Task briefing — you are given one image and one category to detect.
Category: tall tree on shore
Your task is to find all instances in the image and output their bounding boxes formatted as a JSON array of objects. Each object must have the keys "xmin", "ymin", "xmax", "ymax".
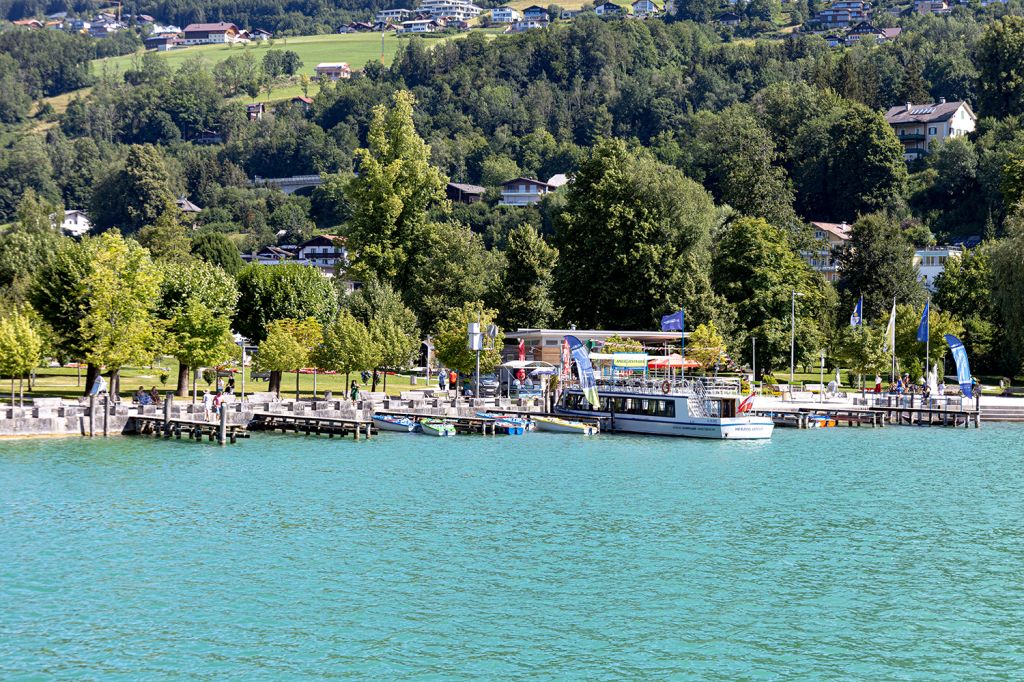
[
  {"xmin": 712, "ymin": 216, "xmax": 832, "ymax": 375},
  {"xmin": 495, "ymin": 223, "xmax": 559, "ymax": 330},
  {"xmin": 253, "ymin": 317, "xmax": 323, "ymax": 398},
  {"xmin": 158, "ymin": 258, "xmax": 239, "ymax": 395},
  {"xmin": 313, "ymin": 309, "xmax": 380, "ymax": 391},
  {"xmin": 554, "ymin": 138, "xmax": 718, "ymax": 329},
  {"xmin": 836, "ymin": 213, "xmax": 924, "ymax": 320},
  {"xmin": 78, "ymin": 232, "xmax": 164, "ymax": 395},
  {"xmin": 29, "ymin": 238, "xmax": 94, "ymax": 391},
  {"xmin": 343, "ymin": 90, "xmax": 448, "ymax": 288},
  {"xmin": 234, "ymin": 264, "xmax": 336, "ymax": 394},
  {"xmin": 0, "ymin": 309, "xmax": 43, "ymax": 406}
]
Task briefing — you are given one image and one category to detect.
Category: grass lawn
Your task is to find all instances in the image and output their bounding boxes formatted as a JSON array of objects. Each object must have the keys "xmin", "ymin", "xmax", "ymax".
[{"xmin": 20, "ymin": 360, "xmax": 427, "ymax": 402}]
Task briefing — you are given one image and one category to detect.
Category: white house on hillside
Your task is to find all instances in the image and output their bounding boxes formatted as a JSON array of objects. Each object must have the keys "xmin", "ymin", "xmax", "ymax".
[
  {"xmin": 883, "ymin": 99, "xmax": 977, "ymax": 160},
  {"xmin": 297, "ymin": 235, "xmax": 348, "ymax": 278},
  {"xmin": 491, "ymin": 6, "xmax": 523, "ymax": 21},
  {"xmin": 804, "ymin": 221, "xmax": 851, "ymax": 282},
  {"xmin": 61, "ymin": 210, "xmax": 92, "ymax": 237},
  {"xmin": 914, "ymin": 245, "xmax": 961, "ymax": 290},
  {"xmin": 500, "ymin": 176, "xmax": 565, "ymax": 206}
]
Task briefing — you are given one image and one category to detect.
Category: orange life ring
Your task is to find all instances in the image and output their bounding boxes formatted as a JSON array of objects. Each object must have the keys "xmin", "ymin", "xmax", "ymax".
[{"xmin": 661, "ymin": 380, "xmax": 671, "ymax": 394}]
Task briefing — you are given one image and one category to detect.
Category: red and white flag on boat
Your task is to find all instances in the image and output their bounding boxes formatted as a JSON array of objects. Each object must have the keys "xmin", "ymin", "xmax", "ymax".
[
  {"xmin": 738, "ymin": 393, "xmax": 756, "ymax": 413},
  {"xmin": 518, "ymin": 338, "xmax": 525, "ymax": 361}
]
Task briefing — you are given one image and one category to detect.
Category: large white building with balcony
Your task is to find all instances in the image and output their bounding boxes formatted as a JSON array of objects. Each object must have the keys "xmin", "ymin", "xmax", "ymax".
[{"xmin": 884, "ymin": 99, "xmax": 977, "ymax": 161}]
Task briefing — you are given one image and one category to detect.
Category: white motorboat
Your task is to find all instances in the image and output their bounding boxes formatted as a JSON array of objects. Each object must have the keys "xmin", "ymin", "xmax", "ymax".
[{"xmin": 555, "ymin": 377, "xmax": 773, "ymax": 440}]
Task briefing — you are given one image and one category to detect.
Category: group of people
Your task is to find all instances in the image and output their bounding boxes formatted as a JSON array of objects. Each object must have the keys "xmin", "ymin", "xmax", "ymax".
[
  {"xmin": 201, "ymin": 389, "xmax": 227, "ymax": 420},
  {"xmin": 872, "ymin": 372, "xmax": 980, "ymax": 398},
  {"xmin": 133, "ymin": 386, "xmax": 162, "ymax": 406}
]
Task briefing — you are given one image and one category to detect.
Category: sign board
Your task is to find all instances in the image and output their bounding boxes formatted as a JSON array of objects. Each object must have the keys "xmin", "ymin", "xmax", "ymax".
[
  {"xmin": 612, "ymin": 353, "xmax": 648, "ymax": 370},
  {"xmin": 467, "ymin": 322, "xmax": 482, "ymax": 351}
]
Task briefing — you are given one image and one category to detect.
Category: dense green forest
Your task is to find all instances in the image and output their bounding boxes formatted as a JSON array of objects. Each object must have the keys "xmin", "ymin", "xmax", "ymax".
[{"xmin": 3, "ymin": 9, "xmax": 1024, "ymax": 384}]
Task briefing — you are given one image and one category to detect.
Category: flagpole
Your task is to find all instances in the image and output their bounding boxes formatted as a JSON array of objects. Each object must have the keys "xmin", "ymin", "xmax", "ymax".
[
  {"xmin": 891, "ymin": 296, "xmax": 896, "ymax": 385},
  {"xmin": 925, "ymin": 292, "xmax": 930, "ymax": 383}
]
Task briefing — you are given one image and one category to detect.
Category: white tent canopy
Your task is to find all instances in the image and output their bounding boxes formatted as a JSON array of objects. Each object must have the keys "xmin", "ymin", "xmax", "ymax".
[{"xmin": 500, "ymin": 360, "xmax": 556, "ymax": 370}]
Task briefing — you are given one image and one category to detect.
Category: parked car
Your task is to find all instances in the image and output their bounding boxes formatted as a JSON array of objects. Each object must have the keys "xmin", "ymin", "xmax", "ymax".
[{"xmin": 471, "ymin": 372, "xmax": 500, "ymax": 397}]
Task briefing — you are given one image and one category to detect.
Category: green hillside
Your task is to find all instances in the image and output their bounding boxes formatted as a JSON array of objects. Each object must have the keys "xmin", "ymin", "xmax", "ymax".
[{"xmin": 91, "ymin": 32, "xmax": 411, "ymax": 79}]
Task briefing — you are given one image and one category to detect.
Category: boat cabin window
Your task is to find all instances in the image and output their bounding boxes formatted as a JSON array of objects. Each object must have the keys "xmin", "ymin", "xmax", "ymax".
[{"xmin": 564, "ymin": 393, "xmax": 675, "ymax": 418}]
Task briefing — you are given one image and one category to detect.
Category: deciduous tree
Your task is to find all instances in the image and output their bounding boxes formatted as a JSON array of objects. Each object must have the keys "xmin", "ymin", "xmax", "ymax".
[
  {"xmin": 434, "ymin": 301, "xmax": 503, "ymax": 376},
  {"xmin": 554, "ymin": 138, "xmax": 717, "ymax": 329},
  {"xmin": 343, "ymin": 90, "xmax": 447, "ymax": 286}
]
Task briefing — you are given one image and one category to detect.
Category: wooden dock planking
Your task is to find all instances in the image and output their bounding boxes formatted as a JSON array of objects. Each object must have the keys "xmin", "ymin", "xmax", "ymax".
[
  {"xmin": 755, "ymin": 403, "xmax": 980, "ymax": 429},
  {"xmin": 249, "ymin": 412, "xmax": 375, "ymax": 439},
  {"xmin": 131, "ymin": 414, "xmax": 249, "ymax": 444}
]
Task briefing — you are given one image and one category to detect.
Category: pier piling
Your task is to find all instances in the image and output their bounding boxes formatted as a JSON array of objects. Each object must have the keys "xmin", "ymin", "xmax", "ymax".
[{"xmin": 218, "ymin": 408, "xmax": 227, "ymax": 446}]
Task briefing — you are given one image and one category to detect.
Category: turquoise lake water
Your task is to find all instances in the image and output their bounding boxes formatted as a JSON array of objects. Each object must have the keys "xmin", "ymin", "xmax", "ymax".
[{"xmin": 2, "ymin": 426, "xmax": 1023, "ymax": 680}]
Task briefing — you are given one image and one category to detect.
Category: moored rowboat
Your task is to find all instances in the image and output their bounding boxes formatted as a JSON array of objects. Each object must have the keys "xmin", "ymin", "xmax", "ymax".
[
  {"xmin": 419, "ymin": 418, "xmax": 456, "ymax": 437},
  {"xmin": 532, "ymin": 416, "xmax": 597, "ymax": 436},
  {"xmin": 372, "ymin": 414, "xmax": 416, "ymax": 433},
  {"xmin": 475, "ymin": 412, "xmax": 527, "ymax": 435}
]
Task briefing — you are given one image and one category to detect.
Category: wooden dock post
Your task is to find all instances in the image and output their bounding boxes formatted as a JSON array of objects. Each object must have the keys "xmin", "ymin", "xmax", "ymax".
[
  {"xmin": 163, "ymin": 393, "xmax": 172, "ymax": 434},
  {"xmin": 102, "ymin": 394, "xmax": 109, "ymax": 437},
  {"xmin": 89, "ymin": 395, "xmax": 95, "ymax": 437},
  {"xmin": 218, "ymin": 407, "xmax": 227, "ymax": 445}
]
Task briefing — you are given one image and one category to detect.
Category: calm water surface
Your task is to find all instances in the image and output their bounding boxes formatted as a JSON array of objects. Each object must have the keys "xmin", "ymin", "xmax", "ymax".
[{"xmin": 2, "ymin": 426, "xmax": 1023, "ymax": 680}]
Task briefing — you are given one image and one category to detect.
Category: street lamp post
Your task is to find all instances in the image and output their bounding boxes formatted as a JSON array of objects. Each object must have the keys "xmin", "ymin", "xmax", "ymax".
[{"xmin": 790, "ymin": 291, "xmax": 804, "ymax": 387}]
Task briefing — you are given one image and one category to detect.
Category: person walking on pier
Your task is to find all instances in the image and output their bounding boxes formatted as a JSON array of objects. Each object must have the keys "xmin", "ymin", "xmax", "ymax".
[
  {"xmin": 350, "ymin": 381, "xmax": 360, "ymax": 402},
  {"xmin": 202, "ymin": 389, "xmax": 213, "ymax": 421},
  {"xmin": 448, "ymin": 369, "xmax": 457, "ymax": 392},
  {"xmin": 438, "ymin": 369, "xmax": 446, "ymax": 391}
]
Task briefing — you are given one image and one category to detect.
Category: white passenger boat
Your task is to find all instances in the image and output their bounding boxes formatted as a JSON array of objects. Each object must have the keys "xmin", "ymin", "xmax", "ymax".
[
  {"xmin": 532, "ymin": 416, "xmax": 598, "ymax": 436},
  {"xmin": 372, "ymin": 414, "xmax": 416, "ymax": 433},
  {"xmin": 555, "ymin": 377, "xmax": 773, "ymax": 440},
  {"xmin": 419, "ymin": 418, "xmax": 456, "ymax": 437}
]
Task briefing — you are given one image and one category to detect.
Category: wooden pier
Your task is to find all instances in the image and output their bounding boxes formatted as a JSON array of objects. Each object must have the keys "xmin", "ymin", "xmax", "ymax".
[
  {"xmin": 756, "ymin": 402, "xmax": 981, "ymax": 429},
  {"xmin": 250, "ymin": 412, "xmax": 375, "ymax": 439},
  {"xmin": 131, "ymin": 414, "xmax": 249, "ymax": 444}
]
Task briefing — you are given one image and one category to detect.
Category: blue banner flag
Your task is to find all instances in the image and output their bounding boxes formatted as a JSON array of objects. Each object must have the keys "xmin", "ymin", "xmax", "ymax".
[
  {"xmin": 565, "ymin": 335, "xmax": 600, "ymax": 407},
  {"xmin": 661, "ymin": 310, "xmax": 684, "ymax": 332},
  {"xmin": 945, "ymin": 334, "xmax": 973, "ymax": 397},
  {"xmin": 917, "ymin": 300, "xmax": 930, "ymax": 343},
  {"xmin": 849, "ymin": 296, "xmax": 863, "ymax": 327}
]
